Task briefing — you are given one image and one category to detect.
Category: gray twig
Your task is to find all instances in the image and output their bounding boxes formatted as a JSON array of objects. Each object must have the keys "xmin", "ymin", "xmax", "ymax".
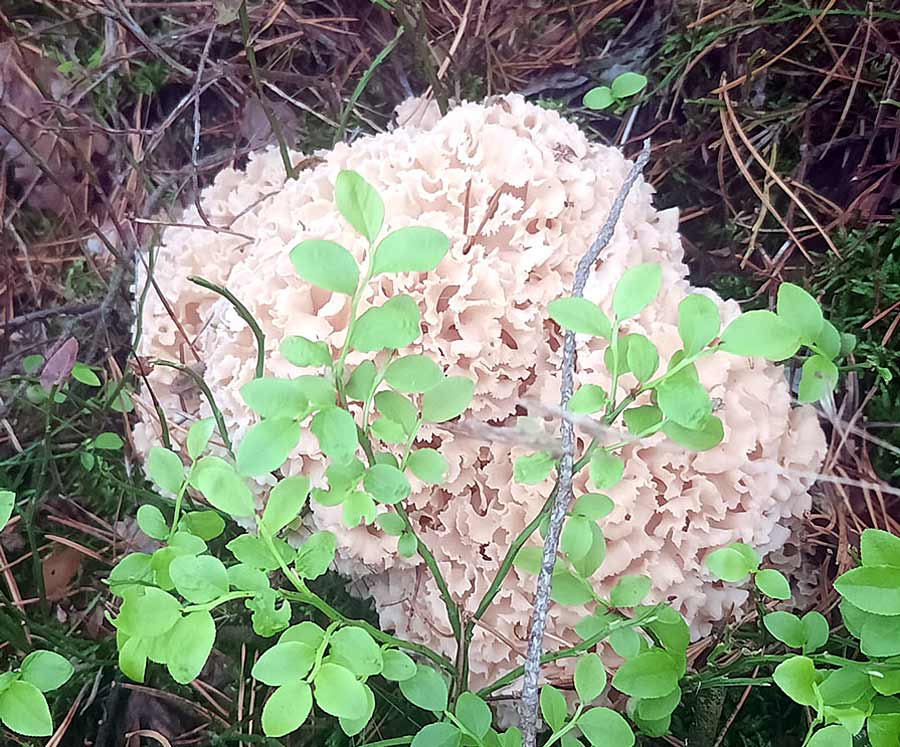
[{"xmin": 519, "ymin": 140, "xmax": 652, "ymax": 746}]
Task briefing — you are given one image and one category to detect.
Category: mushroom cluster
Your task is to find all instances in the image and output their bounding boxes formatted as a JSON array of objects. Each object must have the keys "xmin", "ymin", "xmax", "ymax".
[{"xmin": 133, "ymin": 94, "xmax": 826, "ymax": 690}]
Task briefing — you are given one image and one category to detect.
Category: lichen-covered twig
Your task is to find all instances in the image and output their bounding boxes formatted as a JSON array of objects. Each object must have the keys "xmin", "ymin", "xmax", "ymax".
[{"xmin": 519, "ymin": 139, "xmax": 652, "ymax": 747}]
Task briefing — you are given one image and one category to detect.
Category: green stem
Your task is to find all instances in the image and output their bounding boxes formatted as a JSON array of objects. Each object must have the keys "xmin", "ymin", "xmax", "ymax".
[
  {"xmin": 189, "ymin": 276, "xmax": 266, "ymax": 379},
  {"xmin": 169, "ymin": 477, "xmax": 191, "ymax": 535},
  {"xmin": 393, "ymin": 503, "xmax": 462, "ymax": 641},
  {"xmin": 183, "ymin": 591, "xmax": 254, "ymax": 613}
]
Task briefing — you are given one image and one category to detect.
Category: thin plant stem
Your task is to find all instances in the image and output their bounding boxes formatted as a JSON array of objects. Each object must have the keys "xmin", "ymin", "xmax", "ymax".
[{"xmin": 519, "ymin": 140, "xmax": 652, "ymax": 747}]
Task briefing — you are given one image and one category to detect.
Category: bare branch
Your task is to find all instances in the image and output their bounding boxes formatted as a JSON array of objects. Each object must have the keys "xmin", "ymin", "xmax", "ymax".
[{"xmin": 519, "ymin": 140, "xmax": 652, "ymax": 747}]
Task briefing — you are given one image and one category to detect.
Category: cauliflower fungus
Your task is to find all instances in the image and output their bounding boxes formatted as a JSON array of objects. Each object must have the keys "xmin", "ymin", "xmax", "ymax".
[{"xmin": 134, "ymin": 94, "xmax": 826, "ymax": 690}]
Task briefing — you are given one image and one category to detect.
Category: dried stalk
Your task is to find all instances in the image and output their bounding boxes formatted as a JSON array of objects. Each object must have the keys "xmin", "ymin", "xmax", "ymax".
[{"xmin": 519, "ymin": 140, "xmax": 652, "ymax": 747}]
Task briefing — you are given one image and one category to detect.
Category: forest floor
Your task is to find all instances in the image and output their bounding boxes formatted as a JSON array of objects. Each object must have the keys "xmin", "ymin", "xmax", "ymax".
[{"xmin": 1, "ymin": 1, "xmax": 899, "ymax": 745}]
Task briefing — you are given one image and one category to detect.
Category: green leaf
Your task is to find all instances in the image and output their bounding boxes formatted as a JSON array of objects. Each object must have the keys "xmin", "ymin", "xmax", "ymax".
[
  {"xmin": 115, "ymin": 587, "xmax": 182, "ymax": 637},
  {"xmin": 292, "ymin": 375, "xmax": 337, "ymax": 408},
  {"xmin": 705, "ymin": 544, "xmax": 759, "ymax": 582},
  {"xmin": 295, "ymin": 531, "xmax": 336, "ymax": 579},
  {"xmin": 574, "ymin": 653, "xmax": 607, "ymax": 703},
  {"xmin": 93, "ymin": 432, "xmax": 123, "ymax": 450},
  {"xmin": 279, "ymin": 335, "xmax": 332, "ymax": 368},
  {"xmin": 108, "ymin": 552, "xmax": 154, "ymax": 597},
  {"xmin": 330, "ymin": 626, "xmax": 383, "ymax": 677},
  {"xmin": 279, "ymin": 621, "xmax": 325, "ymax": 649},
  {"xmin": 187, "ymin": 418, "xmax": 215, "ymax": 460},
  {"xmin": 0, "ymin": 680, "xmax": 52, "ymax": 736},
  {"xmin": 514, "ymin": 451, "xmax": 556, "ymax": 485},
  {"xmin": 548, "ymin": 297, "xmax": 612, "ymax": 338},
  {"xmin": 539, "ymin": 684, "xmax": 568, "ymax": 731},
  {"xmin": 19, "ymin": 651, "xmax": 73, "ymax": 692},
  {"xmin": 385, "ymin": 355, "xmax": 442, "ymax": 393},
  {"xmin": 568, "ymin": 385, "xmax": 607, "ymax": 414},
  {"xmin": 399, "ymin": 664, "xmax": 449, "ymax": 712},
  {"xmin": 166, "ymin": 610, "xmax": 216, "ymax": 684},
  {"xmin": 335, "ymin": 169, "xmax": 384, "ymax": 243},
  {"xmin": 572, "ymin": 493, "xmax": 614, "ymax": 520},
  {"xmin": 816, "ymin": 320, "xmax": 842, "ymax": 360},
  {"xmin": 609, "ymin": 628, "xmax": 643, "ymax": 659},
  {"xmin": 422, "ymin": 376, "xmax": 474, "ymax": 423},
  {"xmin": 578, "ymin": 706, "xmax": 635, "ymax": 747},
  {"xmin": 801, "ymin": 611, "xmax": 830, "ymax": 653},
  {"xmin": 262, "ymin": 681, "xmax": 312, "ymax": 738},
  {"xmin": 798, "ymin": 354, "xmax": 839, "ymax": 403},
  {"xmin": 455, "ymin": 691, "xmax": 492, "ymax": 738},
  {"xmin": 375, "ymin": 390, "xmax": 418, "ymax": 432},
  {"xmin": 869, "ymin": 713, "xmax": 900, "ymax": 747},
  {"xmin": 170, "ymin": 554, "xmax": 229, "ymax": 603},
  {"xmin": 613, "ymin": 263, "xmax": 662, "ymax": 320},
  {"xmin": 611, "ymin": 650, "xmax": 679, "ymax": 698},
  {"xmin": 513, "ymin": 546, "xmax": 543, "ymax": 575},
  {"xmin": 562, "ymin": 515, "xmax": 593, "ymax": 560},
  {"xmin": 236, "ymin": 418, "xmax": 300, "ymax": 476},
  {"xmin": 398, "ymin": 532, "xmax": 418, "ymax": 557},
  {"xmin": 611, "ymin": 71, "xmax": 648, "ymax": 98},
  {"xmin": 376, "ymin": 511, "xmax": 406, "ymax": 536},
  {"xmin": 407, "ymin": 449, "xmax": 448, "ymax": 484},
  {"xmin": 861, "ymin": 614, "xmax": 900, "ymax": 658},
  {"xmin": 118, "ymin": 635, "xmax": 149, "ymax": 682},
  {"xmin": 343, "ymin": 490, "xmax": 377, "ymax": 527},
  {"xmin": 776, "ymin": 282, "xmax": 824, "ymax": 341},
  {"xmin": 314, "ymin": 662, "xmax": 369, "ymax": 719},
  {"xmin": 372, "ymin": 416, "xmax": 405, "ymax": 443},
  {"xmin": 311, "ymin": 407, "xmax": 359, "ymax": 465},
  {"xmin": 253, "ymin": 641, "xmax": 316, "ymax": 685},
  {"xmin": 0, "ymin": 491, "xmax": 14, "ymax": 532},
  {"xmin": 662, "ymin": 415, "xmax": 724, "ymax": 451},
  {"xmin": 583, "ymin": 85, "xmax": 615, "ymax": 110},
  {"xmin": 382, "ymin": 649, "xmax": 417, "ymax": 681},
  {"xmin": 589, "ymin": 451, "xmax": 624, "ymax": 490},
  {"xmin": 240, "ymin": 377, "xmax": 310, "ymax": 419},
  {"xmin": 290, "ymin": 239, "xmax": 359, "ymax": 295},
  {"xmin": 373, "ymin": 226, "xmax": 450, "ymax": 275},
  {"xmin": 246, "ymin": 590, "xmax": 291, "ymax": 637},
  {"xmin": 412, "ymin": 722, "xmax": 462, "ymax": 747},
  {"xmin": 640, "ymin": 605, "xmax": 690, "ymax": 657},
  {"xmin": 861, "ymin": 529, "xmax": 900, "ymax": 568},
  {"xmin": 764, "ymin": 611, "xmax": 806, "ymax": 648},
  {"xmin": 147, "ymin": 446, "xmax": 185, "ymax": 494},
  {"xmin": 227, "ymin": 534, "xmax": 292, "ymax": 571},
  {"xmin": 72, "ymin": 362, "xmax": 101, "ymax": 386},
  {"xmin": 720, "ymin": 310, "xmax": 801, "ymax": 361},
  {"xmin": 339, "ymin": 683, "xmax": 375, "ymax": 737},
  {"xmin": 623, "ymin": 405, "xmax": 663, "ymax": 436},
  {"xmin": 636, "ymin": 687, "xmax": 682, "ymax": 721},
  {"xmin": 351, "ymin": 295, "xmax": 421, "ymax": 352},
  {"xmin": 834, "ymin": 566, "xmax": 900, "ymax": 615},
  {"xmin": 625, "ymin": 335, "xmax": 659, "ymax": 381},
  {"xmin": 571, "ymin": 523, "xmax": 607, "ymax": 578},
  {"xmin": 137, "ymin": 504, "xmax": 168, "ymax": 540},
  {"xmin": 610, "ymin": 575, "xmax": 652, "ymax": 607},
  {"xmin": 656, "ymin": 376, "xmax": 711, "ymax": 429},
  {"xmin": 345, "ymin": 361, "xmax": 377, "ymax": 401},
  {"xmin": 807, "ymin": 725, "xmax": 852, "ymax": 747},
  {"xmin": 773, "ymin": 656, "xmax": 818, "ymax": 706},
  {"xmin": 227, "ymin": 563, "xmax": 270, "ymax": 592},
  {"xmin": 499, "ymin": 727, "xmax": 524, "ymax": 747},
  {"xmin": 678, "ymin": 294, "xmax": 720, "ymax": 355},
  {"xmin": 364, "ymin": 464, "xmax": 410, "ymax": 504},
  {"xmin": 755, "ymin": 568, "xmax": 791, "ymax": 600},
  {"xmin": 263, "ymin": 476, "xmax": 309, "ymax": 534},
  {"xmin": 818, "ymin": 667, "xmax": 873, "ymax": 707},
  {"xmin": 551, "ymin": 570, "xmax": 594, "ymax": 606}
]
